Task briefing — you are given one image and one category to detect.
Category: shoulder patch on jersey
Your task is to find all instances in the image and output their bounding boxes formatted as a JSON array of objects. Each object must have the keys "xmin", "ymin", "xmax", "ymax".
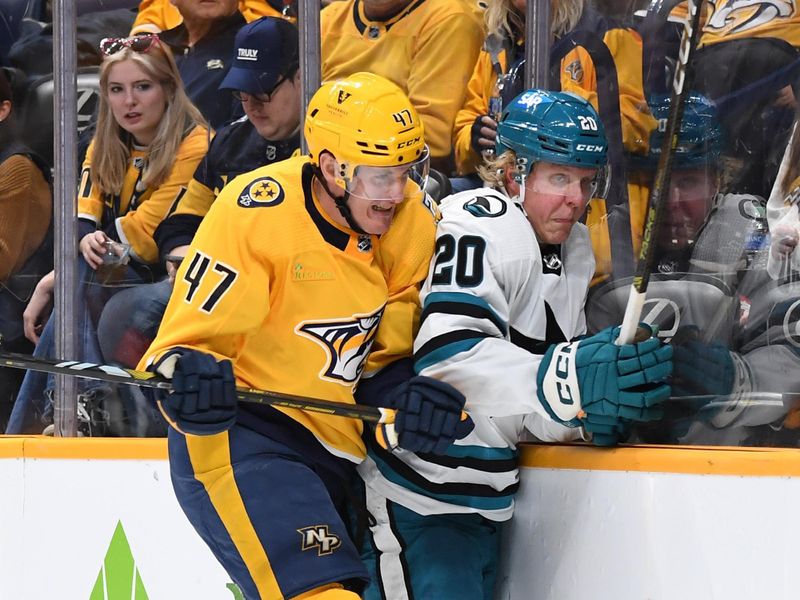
[
  {"xmin": 564, "ymin": 58, "xmax": 584, "ymax": 83},
  {"xmin": 238, "ymin": 176, "xmax": 285, "ymax": 208},
  {"xmin": 464, "ymin": 195, "xmax": 507, "ymax": 218}
]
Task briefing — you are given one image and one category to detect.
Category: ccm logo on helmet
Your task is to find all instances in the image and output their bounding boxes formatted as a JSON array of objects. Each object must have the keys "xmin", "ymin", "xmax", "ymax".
[
  {"xmin": 575, "ymin": 144, "xmax": 604, "ymax": 152},
  {"xmin": 397, "ymin": 137, "xmax": 421, "ymax": 149}
]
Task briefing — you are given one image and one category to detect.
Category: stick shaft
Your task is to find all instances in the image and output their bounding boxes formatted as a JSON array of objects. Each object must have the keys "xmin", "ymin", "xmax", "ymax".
[
  {"xmin": 0, "ymin": 350, "xmax": 383, "ymax": 423},
  {"xmin": 618, "ymin": 0, "xmax": 705, "ymax": 343}
]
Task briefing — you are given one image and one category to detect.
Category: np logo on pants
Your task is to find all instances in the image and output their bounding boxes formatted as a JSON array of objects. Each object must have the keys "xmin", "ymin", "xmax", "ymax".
[{"xmin": 298, "ymin": 525, "xmax": 342, "ymax": 556}]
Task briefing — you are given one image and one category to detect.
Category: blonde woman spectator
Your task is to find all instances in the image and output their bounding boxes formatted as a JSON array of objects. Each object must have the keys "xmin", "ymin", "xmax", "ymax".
[{"xmin": 6, "ymin": 35, "xmax": 209, "ymax": 435}]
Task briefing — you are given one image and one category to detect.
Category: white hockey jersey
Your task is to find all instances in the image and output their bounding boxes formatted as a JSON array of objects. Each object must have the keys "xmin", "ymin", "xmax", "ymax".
[{"xmin": 358, "ymin": 188, "xmax": 594, "ymax": 521}]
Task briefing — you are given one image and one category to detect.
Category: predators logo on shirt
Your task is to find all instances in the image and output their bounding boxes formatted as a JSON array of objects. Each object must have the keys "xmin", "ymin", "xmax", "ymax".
[
  {"xmin": 297, "ymin": 306, "xmax": 385, "ymax": 385},
  {"xmin": 564, "ymin": 59, "xmax": 584, "ymax": 83},
  {"xmin": 238, "ymin": 176, "xmax": 285, "ymax": 208}
]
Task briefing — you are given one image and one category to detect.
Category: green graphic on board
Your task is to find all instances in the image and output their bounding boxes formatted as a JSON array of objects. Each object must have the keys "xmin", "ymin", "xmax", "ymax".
[
  {"xmin": 89, "ymin": 521, "xmax": 149, "ymax": 600},
  {"xmin": 226, "ymin": 583, "xmax": 244, "ymax": 599}
]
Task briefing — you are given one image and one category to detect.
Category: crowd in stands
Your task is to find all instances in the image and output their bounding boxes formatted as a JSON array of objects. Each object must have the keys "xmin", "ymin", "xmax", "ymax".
[{"xmin": 1, "ymin": 0, "xmax": 800, "ymax": 449}]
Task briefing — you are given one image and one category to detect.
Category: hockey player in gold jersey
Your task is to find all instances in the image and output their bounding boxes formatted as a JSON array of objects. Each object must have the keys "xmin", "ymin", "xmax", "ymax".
[{"xmin": 139, "ymin": 73, "xmax": 471, "ymax": 600}]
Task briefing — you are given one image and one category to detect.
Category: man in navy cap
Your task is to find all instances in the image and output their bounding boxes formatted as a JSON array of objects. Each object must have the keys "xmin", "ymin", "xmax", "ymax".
[{"xmin": 92, "ymin": 17, "xmax": 303, "ymax": 434}]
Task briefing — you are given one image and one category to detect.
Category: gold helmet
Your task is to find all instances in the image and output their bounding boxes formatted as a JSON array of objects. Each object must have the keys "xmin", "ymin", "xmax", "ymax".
[{"xmin": 305, "ymin": 72, "xmax": 429, "ymax": 191}]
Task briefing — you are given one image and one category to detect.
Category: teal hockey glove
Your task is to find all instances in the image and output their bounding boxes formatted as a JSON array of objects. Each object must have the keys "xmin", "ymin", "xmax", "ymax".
[
  {"xmin": 537, "ymin": 325, "xmax": 672, "ymax": 429},
  {"xmin": 582, "ymin": 414, "xmax": 632, "ymax": 447}
]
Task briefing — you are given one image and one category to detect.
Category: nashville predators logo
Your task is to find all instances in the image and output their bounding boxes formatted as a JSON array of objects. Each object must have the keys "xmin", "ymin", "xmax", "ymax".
[
  {"xmin": 296, "ymin": 306, "xmax": 384, "ymax": 385},
  {"xmin": 238, "ymin": 176, "xmax": 285, "ymax": 208},
  {"xmin": 706, "ymin": 0, "xmax": 794, "ymax": 34},
  {"xmin": 564, "ymin": 59, "xmax": 584, "ymax": 83},
  {"xmin": 298, "ymin": 525, "xmax": 342, "ymax": 556}
]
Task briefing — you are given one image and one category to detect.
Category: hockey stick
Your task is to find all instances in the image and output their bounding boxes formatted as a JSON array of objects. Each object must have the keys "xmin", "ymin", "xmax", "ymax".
[
  {"xmin": 617, "ymin": 0, "xmax": 706, "ymax": 344},
  {"xmin": 0, "ymin": 350, "xmax": 386, "ymax": 423}
]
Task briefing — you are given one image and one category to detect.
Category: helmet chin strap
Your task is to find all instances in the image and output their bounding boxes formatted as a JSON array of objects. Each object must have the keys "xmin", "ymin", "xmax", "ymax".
[{"xmin": 313, "ymin": 165, "xmax": 369, "ymax": 235}]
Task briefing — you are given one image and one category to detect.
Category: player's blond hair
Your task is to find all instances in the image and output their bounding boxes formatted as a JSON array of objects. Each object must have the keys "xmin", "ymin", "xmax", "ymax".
[
  {"xmin": 485, "ymin": 0, "xmax": 585, "ymax": 43},
  {"xmin": 477, "ymin": 149, "xmax": 516, "ymax": 190},
  {"xmin": 91, "ymin": 41, "xmax": 206, "ymax": 196}
]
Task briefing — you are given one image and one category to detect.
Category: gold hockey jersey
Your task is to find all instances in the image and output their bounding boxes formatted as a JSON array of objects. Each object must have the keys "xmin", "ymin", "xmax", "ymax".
[
  {"xmin": 453, "ymin": 30, "xmax": 656, "ymax": 175},
  {"xmin": 77, "ymin": 125, "xmax": 209, "ymax": 264},
  {"xmin": 700, "ymin": 0, "xmax": 800, "ymax": 47},
  {"xmin": 141, "ymin": 155, "xmax": 437, "ymax": 462},
  {"xmin": 321, "ymin": 0, "xmax": 485, "ymax": 160}
]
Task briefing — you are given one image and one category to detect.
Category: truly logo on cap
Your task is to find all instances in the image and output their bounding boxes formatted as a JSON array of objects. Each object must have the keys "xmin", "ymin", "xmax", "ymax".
[{"xmin": 238, "ymin": 48, "xmax": 259, "ymax": 61}]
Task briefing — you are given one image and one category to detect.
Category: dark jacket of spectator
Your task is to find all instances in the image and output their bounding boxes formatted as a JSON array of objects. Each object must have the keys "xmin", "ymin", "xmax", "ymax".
[{"xmin": 160, "ymin": 11, "xmax": 245, "ymax": 129}]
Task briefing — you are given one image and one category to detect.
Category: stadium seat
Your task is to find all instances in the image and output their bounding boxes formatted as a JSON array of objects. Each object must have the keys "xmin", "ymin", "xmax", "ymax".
[{"xmin": 19, "ymin": 67, "xmax": 101, "ymax": 169}]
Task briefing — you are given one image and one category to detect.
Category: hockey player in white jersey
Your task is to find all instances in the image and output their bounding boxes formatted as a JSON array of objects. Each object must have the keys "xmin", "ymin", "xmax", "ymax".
[
  {"xmin": 588, "ymin": 93, "xmax": 800, "ymax": 446},
  {"xmin": 355, "ymin": 90, "xmax": 673, "ymax": 600}
]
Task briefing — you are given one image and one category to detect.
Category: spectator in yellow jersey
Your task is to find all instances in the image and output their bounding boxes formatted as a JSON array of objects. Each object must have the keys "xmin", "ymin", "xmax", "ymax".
[
  {"xmin": 6, "ymin": 35, "xmax": 209, "ymax": 435},
  {"xmin": 321, "ymin": 0, "xmax": 485, "ymax": 172},
  {"xmin": 138, "ymin": 73, "xmax": 471, "ymax": 600},
  {"xmin": 693, "ymin": 0, "xmax": 800, "ymax": 196},
  {"xmin": 130, "ymin": 0, "xmax": 284, "ymax": 35},
  {"xmin": 452, "ymin": 0, "xmax": 655, "ymax": 192}
]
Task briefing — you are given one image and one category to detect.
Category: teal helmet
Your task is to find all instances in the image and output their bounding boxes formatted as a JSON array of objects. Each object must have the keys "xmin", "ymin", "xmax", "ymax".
[
  {"xmin": 495, "ymin": 90, "xmax": 609, "ymax": 181},
  {"xmin": 646, "ymin": 92, "xmax": 722, "ymax": 169}
]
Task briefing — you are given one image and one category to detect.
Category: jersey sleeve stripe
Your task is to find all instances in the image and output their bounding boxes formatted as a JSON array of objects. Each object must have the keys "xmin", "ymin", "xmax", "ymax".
[
  {"xmin": 413, "ymin": 330, "xmax": 491, "ymax": 373},
  {"xmin": 414, "ymin": 449, "xmax": 518, "ymax": 473},
  {"xmin": 370, "ymin": 447, "xmax": 519, "ymax": 506},
  {"xmin": 509, "ymin": 328, "xmax": 554, "ymax": 355},
  {"xmin": 421, "ymin": 291, "xmax": 507, "ymax": 336}
]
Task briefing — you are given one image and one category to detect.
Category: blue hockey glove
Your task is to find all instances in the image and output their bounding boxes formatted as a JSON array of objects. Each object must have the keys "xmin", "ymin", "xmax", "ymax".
[
  {"xmin": 376, "ymin": 376, "xmax": 474, "ymax": 455},
  {"xmin": 669, "ymin": 328, "xmax": 752, "ymax": 432},
  {"xmin": 153, "ymin": 348, "xmax": 237, "ymax": 436},
  {"xmin": 537, "ymin": 325, "xmax": 672, "ymax": 430},
  {"xmin": 673, "ymin": 339, "xmax": 735, "ymax": 398}
]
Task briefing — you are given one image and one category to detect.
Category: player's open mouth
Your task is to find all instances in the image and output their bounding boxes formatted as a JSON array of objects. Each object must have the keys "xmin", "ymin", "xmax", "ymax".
[{"xmin": 371, "ymin": 204, "xmax": 393, "ymax": 213}]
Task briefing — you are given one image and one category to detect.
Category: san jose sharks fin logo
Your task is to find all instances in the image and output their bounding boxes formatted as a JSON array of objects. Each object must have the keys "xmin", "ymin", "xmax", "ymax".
[
  {"xmin": 296, "ymin": 306, "xmax": 385, "ymax": 385},
  {"xmin": 464, "ymin": 195, "xmax": 507, "ymax": 218}
]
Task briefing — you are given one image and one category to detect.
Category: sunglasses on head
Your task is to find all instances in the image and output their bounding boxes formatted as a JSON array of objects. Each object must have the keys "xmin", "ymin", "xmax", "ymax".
[{"xmin": 100, "ymin": 34, "xmax": 161, "ymax": 57}]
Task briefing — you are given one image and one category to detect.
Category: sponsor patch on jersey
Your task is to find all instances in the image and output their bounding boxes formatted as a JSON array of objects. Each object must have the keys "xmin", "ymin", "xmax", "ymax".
[
  {"xmin": 464, "ymin": 195, "xmax": 507, "ymax": 218},
  {"xmin": 206, "ymin": 59, "xmax": 224, "ymax": 70},
  {"xmin": 238, "ymin": 177, "xmax": 285, "ymax": 208},
  {"xmin": 292, "ymin": 262, "xmax": 335, "ymax": 282},
  {"xmin": 641, "ymin": 297, "xmax": 681, "ymax": 341},
  {"xmin": 296, "ymin": 306, "xmax": 384, "ymax": 385}
]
